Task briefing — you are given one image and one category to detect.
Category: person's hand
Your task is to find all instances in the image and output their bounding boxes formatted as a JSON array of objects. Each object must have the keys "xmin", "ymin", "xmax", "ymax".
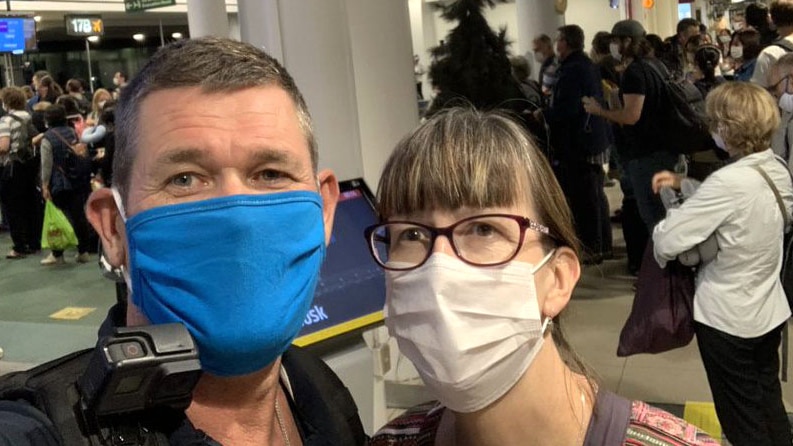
[
  {"xmin": 582, "ymin": 96, "xmax": 603, "ymax": 116},
  {"xmin": 652, "ymin": 170, "xmax": 682, "ymax": 194},
  {"xmin": 41, "ymin": 184, "xmax": 51, "ymax": 201}
]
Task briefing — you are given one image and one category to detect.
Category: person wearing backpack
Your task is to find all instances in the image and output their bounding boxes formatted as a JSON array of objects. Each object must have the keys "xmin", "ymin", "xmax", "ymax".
[
  {"xmin": 583, "ymin": 20, "xmax": 679, "ymax": 233},
  {"xmin": 0, "ymin": 87, "xmax": 40, "ymax": 259},
  {"xmin": 751, "ymin": 0, "xmax": 793, "ymax": 87},
  {"xmin": 39, "ymin": 104, "xmax": 94, "ymax": 265}
]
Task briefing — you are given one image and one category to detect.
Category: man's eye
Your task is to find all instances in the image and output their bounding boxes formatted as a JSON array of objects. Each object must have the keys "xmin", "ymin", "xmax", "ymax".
[
  {"xmin": 255, "ymin": 169, "xmax": 287, "ymax": 182},
  {"xmin": 169, "ymin": 174, "xmax": 194, "ymax": 187}
]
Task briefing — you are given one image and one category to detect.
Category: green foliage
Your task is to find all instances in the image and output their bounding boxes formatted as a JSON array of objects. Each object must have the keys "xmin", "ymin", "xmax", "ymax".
[{"xmin": 427, "ymin": 0, "xmax": 524, "ymax": 115}]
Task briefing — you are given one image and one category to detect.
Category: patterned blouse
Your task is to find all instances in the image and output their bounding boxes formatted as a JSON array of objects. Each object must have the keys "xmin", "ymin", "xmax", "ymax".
[{"xmin": 370, "ymin": 390, "xmax": 720, "ymax": 446}]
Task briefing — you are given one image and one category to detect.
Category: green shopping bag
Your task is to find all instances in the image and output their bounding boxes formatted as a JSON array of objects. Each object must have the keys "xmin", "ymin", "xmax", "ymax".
[{"xmin": 41, "ymin": 200, "xmax": 78, "ymax": 251}]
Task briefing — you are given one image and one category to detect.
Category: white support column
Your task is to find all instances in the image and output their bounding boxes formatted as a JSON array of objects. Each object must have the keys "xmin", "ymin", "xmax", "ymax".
[
  {"xmin": 516, "ymin": 0, "xmax": 564, "ymax": 79},
  {"xmin": 186, "ymin": 0, "xmax": 229, "ymax": 39},
  {"xmin": 238, "ymin": 0, "xmax": 282, "ymax": 60},
  {"xmin": 236, "ymin": 4, "xmax": 418, "ymax": 432}
]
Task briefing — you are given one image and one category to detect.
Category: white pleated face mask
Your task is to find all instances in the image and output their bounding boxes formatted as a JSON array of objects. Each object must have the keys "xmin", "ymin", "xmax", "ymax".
[{"xmin": 384, "ymin": 251, "xmax": 554, "ymax": 413}]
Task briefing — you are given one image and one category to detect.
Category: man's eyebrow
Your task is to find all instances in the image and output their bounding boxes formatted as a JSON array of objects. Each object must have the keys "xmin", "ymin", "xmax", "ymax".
[
  {"xmin": 155, "ymin": 148, "xmax": 208, "ymax": 165},
  {"xmin": 251, "ymin": 148, "xmax": 291, "ymax": 165},
  {"xmin": 154, "ymin": 147, "xmax": 302, "ymax": 167}
]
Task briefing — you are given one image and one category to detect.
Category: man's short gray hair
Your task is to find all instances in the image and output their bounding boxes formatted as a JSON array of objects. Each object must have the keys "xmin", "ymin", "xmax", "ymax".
[{"xmin": 113, "ymin": 37, "xmax": 317, "ymax": 201}]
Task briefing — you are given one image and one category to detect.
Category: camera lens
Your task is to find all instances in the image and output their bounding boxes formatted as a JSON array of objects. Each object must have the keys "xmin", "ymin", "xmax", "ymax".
[{"xmin": 107, "ymin": 341, "xmax": 147, "ymax": 363}]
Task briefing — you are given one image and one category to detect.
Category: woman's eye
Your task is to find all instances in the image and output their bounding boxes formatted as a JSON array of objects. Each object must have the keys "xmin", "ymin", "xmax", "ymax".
[
  {"xmin": 471, "ymin": 223, "xmax": 496, "ymax": 237},
  {"xmin": 399, "ymin": 228, "xmax": 425, "ymax": 242}
]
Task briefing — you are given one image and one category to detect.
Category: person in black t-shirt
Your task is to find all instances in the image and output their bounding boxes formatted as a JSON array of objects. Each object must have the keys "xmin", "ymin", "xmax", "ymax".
[{"xmin": 583, "ymin": 19, "xmax": 678, "ymax": 233}]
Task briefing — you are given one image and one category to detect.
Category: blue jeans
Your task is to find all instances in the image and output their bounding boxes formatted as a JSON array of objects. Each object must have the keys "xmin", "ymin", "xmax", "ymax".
[{"xmin": 626, "ymin": 151, "xmax": 678, "ymax": 233}]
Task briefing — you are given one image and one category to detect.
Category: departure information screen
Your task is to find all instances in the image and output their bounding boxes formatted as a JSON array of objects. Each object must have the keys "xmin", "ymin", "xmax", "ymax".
[{"xmin": 294, "ymin": 178, "xmax": 385, "ymax": 346}]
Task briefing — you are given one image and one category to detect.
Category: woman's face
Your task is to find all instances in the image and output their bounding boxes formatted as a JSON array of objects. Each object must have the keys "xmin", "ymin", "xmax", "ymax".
[
  {"xmin": 388, "ymin": 202, "xmax": 554, "ymax": 301},
  {"xmin": 96, "ymin": 92, "xmax": 111, "ymax": 107}
]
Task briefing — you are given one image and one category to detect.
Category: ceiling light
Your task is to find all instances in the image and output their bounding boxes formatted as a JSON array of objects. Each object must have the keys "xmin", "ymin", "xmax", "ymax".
[
  {"xmin": 87, "ymin": 35, "xmax": 99, "ymax": 43},
  {"xmin": 171, "ymin": 32, "xmax": 183, "ymax": 39},
  {"xmin": 132, "ymin": 33, "xmax": 145, "ymax": 42}
]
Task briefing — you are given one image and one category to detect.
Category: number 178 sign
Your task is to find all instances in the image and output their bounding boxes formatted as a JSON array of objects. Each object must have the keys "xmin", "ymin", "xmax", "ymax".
[{"xmin": 65, "ymin": 15, "xmax": 104, "ymax": 37}]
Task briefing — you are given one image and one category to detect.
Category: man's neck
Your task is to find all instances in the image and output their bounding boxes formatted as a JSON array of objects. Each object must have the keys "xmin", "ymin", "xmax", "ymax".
[
  {"xmin": 441, "ymin": 340, "xmax": 594, "ymax": 446},
  {"xmin": 186, "ymin": 360, "xmax": 294, "ymax": 446},
  {"xmin": 779, "ymin": 26, "xmax": 793, "ymax": 39}
]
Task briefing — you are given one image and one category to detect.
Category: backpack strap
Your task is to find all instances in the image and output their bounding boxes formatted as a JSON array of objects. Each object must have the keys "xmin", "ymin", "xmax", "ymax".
[
  {"xmin": 774, "ymin": 38, "xmax": 793, "ymax": 53},
  {"xmin": 50, "ymin": 128, "xmax": 81, "ymax": 156},
  {"xmin": 280, "ymin": 346, "xmax": 368, "ymax": 445}
]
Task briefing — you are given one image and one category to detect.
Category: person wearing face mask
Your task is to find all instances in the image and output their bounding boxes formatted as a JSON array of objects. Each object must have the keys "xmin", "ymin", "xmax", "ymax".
[
  {"xmin": 86, "ymin": 87, "xmax": 111, "ymax": 126},
  {"xmin": 769, "ymin": 53, "xmax": 793, "ymax": 165},
  {"xmin": 660, "ymin": 18, "xmax": 701, "ymax": 80},
  {"xmin": 584, "ymin": 20, "xmax": 678, "ymax": 234},
  {"xmin": 652, "ymin": 82, "xmax": 793, "ymax": 446},
  {"xmin": 367, "ymin": 108, "xmax": 718, "ymax": 446},
  {"xmin": 532, "ymin": 34, "xmax": 558, "ymax": 100},
  {"xmin": 731, "ymin": 28, "xmax": 762, "ymax": 82},
  {"xmin": 751, "ymin": 0, "xmax": 793, "ymax": 87},
  {"xmin": 111, "ymin": 71, "xmax": 128, "ymax": 100},
  {"xmin": 0, "ymin": 37, "xmax": 368, "ymax": 446}
]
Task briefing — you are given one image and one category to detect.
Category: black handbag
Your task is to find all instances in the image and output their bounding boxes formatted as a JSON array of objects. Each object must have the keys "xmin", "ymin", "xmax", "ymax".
[{"xmin": 617, "ymin": 241, "xmax": 696, "ymax": 357}]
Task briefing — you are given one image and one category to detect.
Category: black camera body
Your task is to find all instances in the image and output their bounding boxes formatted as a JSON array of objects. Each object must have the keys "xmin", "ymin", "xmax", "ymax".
[{"xmin": 77, "ymin": 323, "xmax": 202, "ymax": 419}]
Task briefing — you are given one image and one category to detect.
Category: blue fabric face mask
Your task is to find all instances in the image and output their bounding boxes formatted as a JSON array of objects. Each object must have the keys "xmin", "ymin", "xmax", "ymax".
[{"xmin": 112, "ymin": 189, "xmax": 326, "ymax": 376}]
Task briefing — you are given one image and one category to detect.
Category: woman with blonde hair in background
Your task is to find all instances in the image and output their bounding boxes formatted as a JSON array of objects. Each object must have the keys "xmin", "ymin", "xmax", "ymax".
[
  {"xmin": 86, "ymin": 88, "xmax": 111, "ymax": 126},
  {"xmin": 367, "ymin": 108, "xmax": 717, "ymax": 445},
  {"xmin": 653, "ymin": 82, "xmax": 793, "ymax": 446}
]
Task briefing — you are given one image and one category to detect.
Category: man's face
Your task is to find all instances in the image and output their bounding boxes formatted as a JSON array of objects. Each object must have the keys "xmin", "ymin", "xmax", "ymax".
[
  {"xmin": 680, "ymin": 25, "xmax": 699, "ymax": 46},
  {"xmin": 533, "ymin": 41, "xmax": 551, "ymax": 57},
  {"xmin": 555, "ymin": 33, "xmax": 569, "ymax": 60},
  {"xmin": 86, "ymin": 84, "xmax": 340, "ymax": 327},
  {"xmin": 126, "ymin": 85, "xmax": 323, "ymax": 218}
]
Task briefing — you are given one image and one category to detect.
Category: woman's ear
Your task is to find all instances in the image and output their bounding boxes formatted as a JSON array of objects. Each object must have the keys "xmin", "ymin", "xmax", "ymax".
[{"xmin": 541, "ymin": 247, "xmax": 580, "ymax": 318}]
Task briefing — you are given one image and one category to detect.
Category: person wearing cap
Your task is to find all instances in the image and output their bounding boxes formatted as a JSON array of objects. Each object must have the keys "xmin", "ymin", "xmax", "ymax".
[{"xmin": 583, "ymin": 19, "xmax": 678, "ymax": 233}]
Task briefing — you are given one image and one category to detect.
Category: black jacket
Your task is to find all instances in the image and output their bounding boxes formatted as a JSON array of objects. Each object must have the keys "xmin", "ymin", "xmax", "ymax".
[
  {"xmin": 0, "ymin": 306, "xmax": 368, "ymax": 446},
  {"xmin": 544, "ymin": 50, "xmax": 611, "ymax": 163}
]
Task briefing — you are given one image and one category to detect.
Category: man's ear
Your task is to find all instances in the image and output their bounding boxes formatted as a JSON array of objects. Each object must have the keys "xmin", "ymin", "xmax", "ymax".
[
  {"xmin": 541, "ymin": 247, "xmax": 581, "ymax": 319},
  {"xmin": 317, "ymin": 169, "xmax": 340, "ymax": 245},
  {"xmin": 85, "ymin": 187, "xmax": 126, "ymax": 267}
]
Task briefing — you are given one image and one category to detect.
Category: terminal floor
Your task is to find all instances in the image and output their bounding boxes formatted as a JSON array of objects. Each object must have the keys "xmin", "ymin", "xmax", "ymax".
[{"xmin": 2, "ymin": 187, "xmax": 793, "ymax": 434}]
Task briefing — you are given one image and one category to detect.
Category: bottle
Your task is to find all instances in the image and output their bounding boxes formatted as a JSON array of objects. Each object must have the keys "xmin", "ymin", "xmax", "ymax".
[{"xmin": 674, "ymin": 154, "xmax": 688, "ymax": 178}]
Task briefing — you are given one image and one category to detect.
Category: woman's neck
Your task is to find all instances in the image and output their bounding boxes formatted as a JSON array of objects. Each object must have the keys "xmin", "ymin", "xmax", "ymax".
[{"xmin": 441, "ymin": 340, "xmax": 595, "ymax": 446}]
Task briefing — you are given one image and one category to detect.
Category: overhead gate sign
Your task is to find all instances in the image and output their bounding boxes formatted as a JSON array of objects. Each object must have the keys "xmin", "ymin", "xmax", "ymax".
[{"xmin": 125, "ymin": 0, "xmax": 176, "ymax": 13}]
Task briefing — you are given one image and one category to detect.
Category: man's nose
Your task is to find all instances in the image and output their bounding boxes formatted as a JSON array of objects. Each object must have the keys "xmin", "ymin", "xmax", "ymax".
[{"xmin": 218, "ymin": 172, "xmax": 251, "ymax": 196}]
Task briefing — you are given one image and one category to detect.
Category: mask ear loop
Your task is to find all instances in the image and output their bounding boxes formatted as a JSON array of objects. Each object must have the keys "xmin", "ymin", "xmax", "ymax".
[
  {"xmin": 110, "ymin": 187, "xmax": 131, "ymax": 293},
  {"xmin": 110, "ymin": 187, "xmax": 128, "ymax": 222},
  {"xmin": 532, "ymin": 249, "xmax": 557, "ymax": 332},
  {"xmin": 530, "ymin": 249, "xmax": 556, "ymax": 274}
]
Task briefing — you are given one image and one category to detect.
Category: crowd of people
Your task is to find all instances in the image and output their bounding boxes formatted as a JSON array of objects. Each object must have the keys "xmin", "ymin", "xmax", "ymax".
[
  {"xmin": 1, "ymin": 2, "xmax": 793, "ymax": 445},
  {"xmin": 0, "ymin": 70, "xmax": 122, "ymax": 266}
]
